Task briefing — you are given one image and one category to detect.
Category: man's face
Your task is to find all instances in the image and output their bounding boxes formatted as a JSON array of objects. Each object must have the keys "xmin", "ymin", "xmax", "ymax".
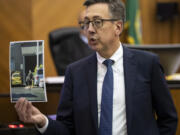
[{"xmin": 84, "ymin": 3, "xmax": 122, "ymax": 54}]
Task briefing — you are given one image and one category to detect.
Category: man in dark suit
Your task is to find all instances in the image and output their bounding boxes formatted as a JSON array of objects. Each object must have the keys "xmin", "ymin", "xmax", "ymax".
[{"xmin": 15, "ymin": 0, "xmax": 178, "ymax": 135}]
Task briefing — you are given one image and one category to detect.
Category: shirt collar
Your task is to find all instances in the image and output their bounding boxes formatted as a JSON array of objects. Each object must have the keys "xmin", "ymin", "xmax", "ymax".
[{"xmin": 96, "ymin": 42, "xmax": 123, "ymax": 64}]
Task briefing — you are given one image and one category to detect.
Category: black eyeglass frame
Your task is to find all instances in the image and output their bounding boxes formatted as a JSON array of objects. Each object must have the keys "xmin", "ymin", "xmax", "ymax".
[{"xmin": 79, "ymin": 18, "xmax": 119, "ymax": 30}]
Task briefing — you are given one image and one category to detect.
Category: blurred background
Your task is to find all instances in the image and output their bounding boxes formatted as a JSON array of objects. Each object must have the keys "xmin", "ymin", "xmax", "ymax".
[{"xmin": 0, "ymin": 0, "xmax": 180, "ymax": 134}]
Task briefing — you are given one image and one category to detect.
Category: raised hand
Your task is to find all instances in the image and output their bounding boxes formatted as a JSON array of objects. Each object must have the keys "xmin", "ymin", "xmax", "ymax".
[{"xmin": 15, "ymin": 97, "xmax": 46, "ymax": 127}]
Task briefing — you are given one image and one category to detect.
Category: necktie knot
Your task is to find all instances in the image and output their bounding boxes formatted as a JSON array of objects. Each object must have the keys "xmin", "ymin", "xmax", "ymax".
[{"xmin": 103, "ymin": 59, "xmax": 114, "ymax": 67}]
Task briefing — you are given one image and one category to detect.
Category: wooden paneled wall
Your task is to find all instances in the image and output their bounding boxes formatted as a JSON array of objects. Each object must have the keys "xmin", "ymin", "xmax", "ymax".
[
  {"xmin": 0, "ymin": 0, "xmax": 180, "ymax": 134},
  {"xmin": 0, "ymin": 0, "xmax": 84, "ymax": 93},
  {"xmin": 0, "ymin": 0, "xmax": 180, "ymax": 93},
  {"xmin": 0, "ymin": 0, "xmax": 32, "ymax": 94},
  {"xmin": 140, "ymin": 0, "xmax": 180, "ymax": 44},
  {"xmin": 0, "ymin": 0, "xmax": 180, "ymax": 94}
]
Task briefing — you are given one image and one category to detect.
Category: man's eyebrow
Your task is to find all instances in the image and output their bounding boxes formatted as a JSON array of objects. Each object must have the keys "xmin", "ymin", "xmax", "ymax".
[
  {"xmin": 92, "ymin": 16, "xmax": 102, "ymax": 19},
  {"xmin": 84, "ymin": 16, "xmax": 102, "ymax": 20}
]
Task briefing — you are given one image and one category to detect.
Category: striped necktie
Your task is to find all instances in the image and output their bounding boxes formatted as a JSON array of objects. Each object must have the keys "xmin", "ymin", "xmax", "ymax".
[{"xmin": 99, "ymin": 59, "xmax": 114, "ymax": 135}]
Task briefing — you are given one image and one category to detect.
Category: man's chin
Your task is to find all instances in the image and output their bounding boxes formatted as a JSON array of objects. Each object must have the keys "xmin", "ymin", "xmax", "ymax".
[{"xmin": 89, "ymin": 44, "xmax": 100, "ymax": 51}]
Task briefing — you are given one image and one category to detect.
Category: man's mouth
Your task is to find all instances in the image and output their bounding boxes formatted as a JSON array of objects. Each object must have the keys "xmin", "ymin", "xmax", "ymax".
[{"xmin": 89, "ymin": 37, "xmax": 97, "ymax": 45}]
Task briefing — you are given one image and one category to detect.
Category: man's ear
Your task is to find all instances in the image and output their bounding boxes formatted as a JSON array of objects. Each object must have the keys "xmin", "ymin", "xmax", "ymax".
[{"xmin": 115, "ymin": 21, "xmax": 123, "ymax": 36}]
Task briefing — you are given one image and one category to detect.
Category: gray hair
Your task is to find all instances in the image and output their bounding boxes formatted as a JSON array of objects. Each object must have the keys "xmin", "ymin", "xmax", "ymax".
[{"xmin": 84, "ymin": 0, "xmax": 126, "ymax": 24}]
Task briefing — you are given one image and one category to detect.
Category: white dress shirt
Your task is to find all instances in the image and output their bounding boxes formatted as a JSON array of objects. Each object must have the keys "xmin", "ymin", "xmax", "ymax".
[
  {"xmin": 96, "ymin": 43, "xmax": 127, "ymax": 135},
  {"xmin": 38, "ymin": 43, "xmax": 127, "ymax": 135}
]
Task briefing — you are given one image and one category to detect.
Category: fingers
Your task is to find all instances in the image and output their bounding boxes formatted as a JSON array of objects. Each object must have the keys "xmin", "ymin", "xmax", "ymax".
[
  {"xmin": 15, "ymin": 97, "xmax": 26, "ymax": 116},
  {"xmin": 21, "ymin": 99, "xmax": 28, "ymax": 120},
  {"xmin": 14, "ymin": 98, "xmax": 45, "ymax": 126},
  {"xmin": 14, "ymin": 98, "xmax": 43, "ymax": 125},
  {"xmin": 26, "ymin": 101, "xmax": 33, "ymax": 121},
  {"xmin": 14, "ymin": 98, "xmax": 32, "ymax": 123}
]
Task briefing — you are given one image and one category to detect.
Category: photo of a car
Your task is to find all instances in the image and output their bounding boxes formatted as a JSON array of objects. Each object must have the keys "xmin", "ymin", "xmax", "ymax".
[{"xmin": 11, "ymin": 71, "xmax": 22, "ymax": 86}]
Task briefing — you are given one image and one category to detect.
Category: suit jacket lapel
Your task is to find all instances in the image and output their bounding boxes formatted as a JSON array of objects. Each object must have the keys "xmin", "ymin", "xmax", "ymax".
[
  {"xmin": 85, "ymin": 53, "xmax": 98, "ymax": 134},
  {"xmin": 123, "ymin": 46, "xmax": 137, "ymax": 133}
]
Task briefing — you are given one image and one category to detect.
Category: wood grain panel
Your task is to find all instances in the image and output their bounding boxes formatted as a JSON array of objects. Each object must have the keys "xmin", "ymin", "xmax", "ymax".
[
  {"xmin": 155, "ymin": 0, "xmax": 179, "ymax": 43},
  {"xmin": 140, "ymin": 0, "xmax": 157, "ymax": 43},
  {"xmin": 0, "ymin": 0, "xmax": 85, "ymax": 93},
  {"xmin": 140, "ymin": 0, "xmax": 180, "ymax": 44},
  {"xmin": 0, "ymin": 0, "xmax": 32, "ymax": 93},
  {"xmin": 0, "ymin": 0, "xmax": 179, "ymax": 91},
  {"xmin": 31, "ymin": 0, "xmax": 85, "ymax": 78},
  {"xmin": 170, "ymin": 90, "xmax": 180, "ymax": 135},
  {"xmin": 172, "ymin": 1, "xmax": 180, "ymax": 43}
]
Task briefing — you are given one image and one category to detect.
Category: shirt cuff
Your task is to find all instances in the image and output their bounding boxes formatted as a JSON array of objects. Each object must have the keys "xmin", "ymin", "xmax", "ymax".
[{"xmin": 35, "ymin": 115, "xmax": 49, "ymax": 134}]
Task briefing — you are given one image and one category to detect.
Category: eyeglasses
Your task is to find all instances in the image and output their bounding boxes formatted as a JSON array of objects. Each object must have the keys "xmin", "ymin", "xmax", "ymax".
[
  {"xmin": 79, "ymin": 18, "xmax": 119, "ymax": 30},
  {"xmin": 79, "ymin": 21, "xmax": 85, "ymax": 30}
]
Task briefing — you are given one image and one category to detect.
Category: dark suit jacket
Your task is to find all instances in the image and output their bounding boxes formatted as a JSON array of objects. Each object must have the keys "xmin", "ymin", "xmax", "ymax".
[
  {"xmin": 52, "ymin": 33, "xmax": 94, "ymax": 75},
  {"xmin": 43, "ymin": 46, "xmax": 178, "ymax": 135}
]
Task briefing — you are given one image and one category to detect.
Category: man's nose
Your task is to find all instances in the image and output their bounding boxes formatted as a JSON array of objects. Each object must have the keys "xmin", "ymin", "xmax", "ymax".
[{"xmin": 87, "ymin": 22, "xmax": 95, "ymax": 33}]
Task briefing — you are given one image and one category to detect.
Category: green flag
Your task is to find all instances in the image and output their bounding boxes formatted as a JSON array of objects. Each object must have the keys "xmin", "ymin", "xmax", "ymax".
[{"xmin": 125, "ymin": 0, "xmax": 142, "ymax": 44}]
